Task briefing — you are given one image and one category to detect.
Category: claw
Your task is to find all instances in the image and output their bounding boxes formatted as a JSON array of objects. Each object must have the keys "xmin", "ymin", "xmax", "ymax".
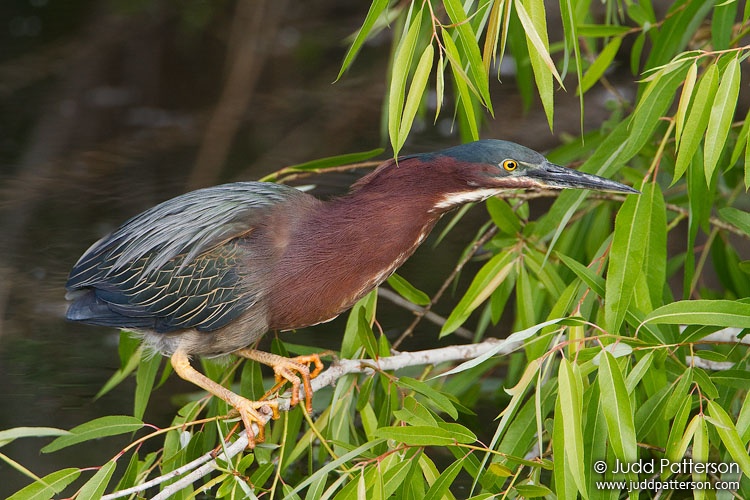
[
  {"xmin": 235, "ymin": 350, "xmax": 324, "ymax": 415},
  {"xmin": 272, "ymin": 354, "xmax": 323, "ymax": 413},
  {"xmin": 232, "ymin": 399, "xmax": 280, "ymax": 448}
]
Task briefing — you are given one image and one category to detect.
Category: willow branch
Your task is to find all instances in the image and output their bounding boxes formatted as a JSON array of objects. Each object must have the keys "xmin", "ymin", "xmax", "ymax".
[
  {"xmin": 115, "ymin": 337, "xmax": 523, "ymax": 499},
  {"xmin": 108, "ymin": 326, "xmax": 749, "ymax": 499}
]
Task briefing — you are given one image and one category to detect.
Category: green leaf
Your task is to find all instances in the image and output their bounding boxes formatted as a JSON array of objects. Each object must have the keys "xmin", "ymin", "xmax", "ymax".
[
  {"xmin": 637, "ymin": 182, "xmax": 667, "ymax": 310},
  {"xmin": 692, "ymin": 416, "xmax": 709, "ymax": 497},
  {"xmin": 674, "ymin": 62, "xmax": 697, "ymax": 148},
  {"xmin": 375, "ymin": 425, "xmax": 473, "ymax": 445},
  {"xmin": 42, "ymin": 416, "xmax": 144, "ymax": 453},
  {"xmin": 711, "ymin": 370, "xmax": 750, "ymax": 389},
  {"xmin": 515, "ymin": 0, "xmax": 560, "ymax": 129},
  {"xmin": 643, "ymin": 300, "xmax": 750, "ymax": 328},
  {"xmin": 598, "ymin": 352, "xmax": 638, "ymax": 466},
  {"xmin": 712, "ymin": 0, "xmax": 738, "ymax": 50},
  {"xmin": 624, "ymin": 62, "xmax": 689, "ymax": 161},
  {"xmin": 578, "ymin": 37, "xmax": 621, "ymax": 95},
  {"xmin": 397, "ymin": 43, "xmax": 434, "ymax": 150},
  {"xmin": 134, "ymin": 351, "xmax": 161, "ymax": 420},
  {"xmin": 397, "ymin": 377, "xmax": 458, "ymax": 419},
  {"xmin": 443, "ymin": 0, "xmax": 492, "ymax": 109},
  {"xmin": 705, "ymin": 57, "xmax": 740, "ymax": 185},
  {"xmin": 665, "ymin": 395, "xmax": 693, "ymax": 466},
  {"xmin": 0, "ymin": 427, "xmax": 69, "ymax": 448},
  {"xmin": 437, "ymin": 318, "xmax": 569, "ymax": 377},
  {"xmin": 387, "ymin": 273, "xmax": 430, "ymax": 306},
  {"xmin": 337, "ymin": 0, "xmax": 390, "ymax": 80},
  {"xmin": 514, "ymin": 484, "xmax": 554, "ymax": 497},
  {"xmin": 664, "ymin": 369, "xmax": 693, "ymax": 420},
  {"xmin": 388, "ymin": 11, "xmax": 423, "ymax": 157},
  {"xmin": 707, "ymin": 400, "xmax": 750, "ymax": 479},
  {"xmin": 486, "ymin": 197, "xmax": 521, "ymax": 234},
  {"xmin": 435, "ymin": 50, "xmax": 444, "ymax": 119},
  {"xmin": 719, "ymin": 207, "xmax": 750, "ymax": 235},
  {"xmin": 441, "ymin": 250, "xmax": 516, "ymax": 336},
  {"xmin": 559, "ymin": 0, "xmax": 584, "ymax": 131},
  {"xmin": 442, "ymin": 27, "xmax": 479, "ymax": 141},
  {"xmin": 437, "ymin": 423, "xmax": 477, "ymax": 444},
  {"xmin": 7, "ymin": 468, "xmax": 80, "ymax": 500},
  {"xmin": 424, "ymin": 456, "xmax": 466, "ymax": 500},
  {"xmin": 605, "ymin": 182, "xmax": 653, "ymax": 333},
  {"xmin": 672, "ymin": 64, "xmax": 717, "ymax": 184},
  {"xmin": 78, "ymin": 461, "xmax": 116, "ymax": 500},
  {"xmin": 692, "ymin": 367, "xmax": 719, "ymax": 399},
  {"xmin": 285, "ymin": 440, "xmax": 383, "ymax": 498},
  {"xmin": 557, "ymin": 358, "xmax": 587, "ymax": 497}
]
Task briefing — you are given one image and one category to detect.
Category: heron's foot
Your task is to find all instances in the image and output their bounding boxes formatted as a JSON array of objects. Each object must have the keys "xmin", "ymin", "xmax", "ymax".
[
  {"xmin": 230, "ymin": 398, "xmax": 280, "ymax": 448},
  {"xmin": 234, "ymin": 349, "xmax": 325, "ymax": 414},
  {"xmin": 271, "ymin": 354, "xmax": 324, "ymax": 413}
]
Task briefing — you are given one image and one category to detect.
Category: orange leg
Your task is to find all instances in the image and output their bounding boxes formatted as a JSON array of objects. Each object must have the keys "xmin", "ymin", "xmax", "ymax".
[
  {"xmin": 170, "ymin": 350, "xmax": 279, "ymax": 448},
  {"xmin": 234, "ymin": 349, "xmax": 323, "ymax": 413}
]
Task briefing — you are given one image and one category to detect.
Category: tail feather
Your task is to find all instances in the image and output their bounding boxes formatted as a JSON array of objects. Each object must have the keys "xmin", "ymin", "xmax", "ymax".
[{"xmin": 66, "ymin": 289, "xmax": 154, "ymax": 329}]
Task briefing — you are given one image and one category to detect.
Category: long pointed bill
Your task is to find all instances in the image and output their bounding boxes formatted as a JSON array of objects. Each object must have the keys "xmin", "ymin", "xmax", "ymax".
[{"xmin": 526, "ymin": 161, "xmax": 639, "ymax": 194}]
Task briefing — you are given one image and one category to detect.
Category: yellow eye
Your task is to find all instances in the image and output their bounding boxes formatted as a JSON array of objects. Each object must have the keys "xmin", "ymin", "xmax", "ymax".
[{"xmin": 502, "ymin": 159, "xmax": 518, "ymax": 171}]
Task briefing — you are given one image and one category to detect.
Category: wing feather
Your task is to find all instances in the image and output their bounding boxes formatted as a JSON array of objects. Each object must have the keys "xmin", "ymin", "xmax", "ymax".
[{"xmin": 66, "ymin": 182, "xmax": 304, "ymax": 333}]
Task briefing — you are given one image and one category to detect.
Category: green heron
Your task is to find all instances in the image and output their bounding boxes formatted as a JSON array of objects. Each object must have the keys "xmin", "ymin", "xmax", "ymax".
[{"xmin": 66, "ymin": 139, "xmax": 636, "ymax": 445}]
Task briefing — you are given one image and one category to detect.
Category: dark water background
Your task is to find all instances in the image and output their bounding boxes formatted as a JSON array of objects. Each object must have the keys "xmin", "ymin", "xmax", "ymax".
[{"xmin": 0, "ymin": 0, "xmax": 676, "ymax": 495}]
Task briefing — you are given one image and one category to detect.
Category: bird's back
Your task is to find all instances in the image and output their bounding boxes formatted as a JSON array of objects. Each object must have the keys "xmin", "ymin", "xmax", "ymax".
[{"xmin": 66, "ymin": 182, "xmax": 309, "ymax": 337}]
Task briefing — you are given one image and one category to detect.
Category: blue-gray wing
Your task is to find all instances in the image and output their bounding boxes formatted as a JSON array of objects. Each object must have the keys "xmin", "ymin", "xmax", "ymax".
[{"xmin": 66, "ymin": 182, "xmax": 304, "ymax": 333}]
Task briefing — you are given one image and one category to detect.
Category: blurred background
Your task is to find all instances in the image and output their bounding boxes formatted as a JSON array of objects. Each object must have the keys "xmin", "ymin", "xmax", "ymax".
[{"xmin": 0, "ymin": 0, "xmax": 637, "ymax": 493}]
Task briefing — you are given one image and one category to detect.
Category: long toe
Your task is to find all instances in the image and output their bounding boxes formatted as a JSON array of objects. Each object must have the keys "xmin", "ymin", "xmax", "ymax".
[{"xmin": 234, "ymin": 399, "xmax": 280, "ymax": 448}]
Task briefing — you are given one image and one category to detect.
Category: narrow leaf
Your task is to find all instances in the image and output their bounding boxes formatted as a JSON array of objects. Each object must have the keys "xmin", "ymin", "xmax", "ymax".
[
  {"xmin": 134, "ymin": 352, "xmax": 161, "ymax": 420},
  {"xmin": 398, "ymin": 377, "xmax": 458, "ymax": 419},
  {"xmin": 436, "ymin": 318, "xmax": 567, "ymax": 377},
  {"xmin": 387, "ymin": 273, "xmax": 430, "ymax": 306},
  {"xmin": 674, "ymin": 62, "xmax": 697, "ymax": 148},
  {"xmin": 389, "ymin": 13, "xmax": 423, "ymax": 157},
  {"xmin": 397, "ymin": 43, "xmax": 434, "ymax": 150},
  {"xmin": 515, "ymin": 0, "xmax": 559, "ymax": 129},
  {"xmin": 557, "ymin": 359, "xmax": 587, "ymax": 497},
  {"xmin": 441, "ymin": 250, "xmax": 516, "ymax": 336},
  {"xmin": 578, "ymin": 37, "xmax": 621, "ymax": 95},
  {"xmin": 7, "ymin": 468, "xmax": 80, "ymax": 500},
  {"xmin": 375, "ymin": 425, "xmax": 473, "ymax": 446},
  {"xmin": 442, "ymin": 27, "xmax": 480, "ymax": 140},
  {"xmin": 337, "ymin": 0, "xmax": 391, "ymax": 80},
  {"xmin": 705, "ymin": 57, "xmax": 740, "ymax": 185},
  {"xmin": 0, "ymin": 427, "xmax": 69, "ymax": 447},
  {"xmin": 644, "ymin": 300, "xmax": 750, "ymax": 328},
  {"xmin": 719, "ymin": 207, "xmax": 750, "ymax": 235},
  {"xmin": 598, "ymin": 352, "xmax": 638, "ymax": 465},
  {"xmin": 707, "ymin": 400, "xmax": 750, "ymax": 478},
  {"xmin": 42, "ymin": 416, "xmax": 144, "ymax": 453},
  {"xmin": 424, "ymin": 457, "xmax": 466, "ymax": 500},
  {"xmin": 78, "ymin": 461, "xmax": 116, "ymax": 500},
  {"xmin": 605, "ymin": 182, "xmax": 653, "ymax": 333},
  {"xmin": 673, "ymin": 64, "xmax": 717, "ymax": 184},
  {"xmin": 443, "ymin": 0, "xmax": 493, "ymax": 109}
]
